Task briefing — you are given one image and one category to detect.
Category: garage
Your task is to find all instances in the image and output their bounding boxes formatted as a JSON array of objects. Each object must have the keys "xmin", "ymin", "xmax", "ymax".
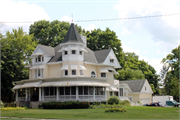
[{"xmin": 141, "ymin": 98, "xmax": 150, "ymax": 104}]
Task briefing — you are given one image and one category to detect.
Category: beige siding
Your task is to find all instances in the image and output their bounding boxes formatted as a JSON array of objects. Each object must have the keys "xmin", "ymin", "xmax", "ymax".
[
  {"xmin": 128, "ymin": 93, "xmax": 140, "ymax": 103},
  {"xmin": 29, "ymin": 69, "xmax": 31, "ymax": 79},
  {"xmin": 84, "ymin": 64, "xmax": 98, "ymax": 77},
  {"xmin": 44, "ymin": 64, "xmax": 48, "ymax": 78},
  {"xmin": 48, "ymin": 64, "xmax": 60, "ymax": 78},
  {"xmin": 31, "ymin": 69, "xmax": 35, "ymax": 79}
]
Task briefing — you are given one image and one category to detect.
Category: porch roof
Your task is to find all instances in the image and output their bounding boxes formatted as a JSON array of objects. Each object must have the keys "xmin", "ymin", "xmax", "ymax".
[
  {"xmin": 39, "ymin": 81, "xmax": 110, "ymax": 87},
  {"xmin": 12, "ymin": 81, "xmax": 41, "ymax": 90}
]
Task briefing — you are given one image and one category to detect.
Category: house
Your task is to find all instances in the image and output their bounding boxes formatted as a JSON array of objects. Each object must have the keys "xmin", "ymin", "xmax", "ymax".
[{"xmin": 12, "ymin": 23, "xmax": 153, "ymax": 107}]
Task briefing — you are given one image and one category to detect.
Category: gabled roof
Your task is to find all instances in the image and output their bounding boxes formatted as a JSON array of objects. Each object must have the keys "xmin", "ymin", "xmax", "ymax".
[
  {"xmin": 48, "ymin": 44, "xmax": 62, "ymax": 63},
  {"xmin": 84, "ymin": 47, "xmax": 98, "ymax": 64},
  {"xmin": 119, "ymin": 79, "xmax": 146, "ymax": 92},
  {"xmin": 94, "ymin": 49, "xmax": 111, "ymax": 63},
  {"xmin": 39, "ymin": 45, "xmax": 55, "ymax": 56},
  {"xmin": 61, "ymin": 23, "xmax": 84, "ymax": 44}
]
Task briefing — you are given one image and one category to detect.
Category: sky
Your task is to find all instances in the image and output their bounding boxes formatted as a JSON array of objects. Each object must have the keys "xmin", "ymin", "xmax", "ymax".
[{"xmin": 0, "ymin": 0, "xmax": 180, "ymax": 75}]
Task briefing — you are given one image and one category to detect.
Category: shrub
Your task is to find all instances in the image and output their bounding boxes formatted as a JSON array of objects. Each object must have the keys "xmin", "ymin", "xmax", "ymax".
[
  {"xmin": 105, "ymin": 108, "xmax": 127, "ymax": 112},
  {"xmin": 4, "ymin": 102, "xmax": 16, "ymax": 107},
  {"xmin": 107, "ymin": 96, "xmax": 120, "ymax": 105},
  {"xmin": 1, "ymin": 101, "xmax": 4, "ymax": 108},
  {"xmin": 120, "ymin": 100, "xmax": 131, "ymax": 106},
  {"xmin": 41, "ymin": 101, "xmax": 90, "ymax": 109},
  {"xmin": 90, "ymin": 104, "xmax": 123, "ymax": 109},
  {"xmin": 1, "ymin": 107, "xmax": 26, "ymax": 112}
]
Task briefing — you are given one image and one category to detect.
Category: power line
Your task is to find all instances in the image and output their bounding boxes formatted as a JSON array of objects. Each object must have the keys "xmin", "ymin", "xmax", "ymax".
[{"xmin": 0, "ymin": 13, "xmax": 179, "ymax": 23}]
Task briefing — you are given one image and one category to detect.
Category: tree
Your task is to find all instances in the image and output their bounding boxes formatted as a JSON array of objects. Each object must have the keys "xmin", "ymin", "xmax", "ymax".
[
  {"xmin": 29, "ymin": 20, "xmax": 85, "ymax": 47},
  {"xmin": 85, "ymin": 28, "xmax": 125, "ymax": 67},
  {"xmin": 119, "ymin": 52, "xmax": 160, "ymax": 94},
  {"xmin": 115, "ymin": 68, "xmax": 145, "ymax": 80},
  {"xmin": 1, "ymin": 27, "xmax": 37, "ymax": 102}
]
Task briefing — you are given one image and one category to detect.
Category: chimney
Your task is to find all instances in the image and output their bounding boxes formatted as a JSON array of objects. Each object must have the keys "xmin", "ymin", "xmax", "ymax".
[{"xmin": 81, "ymin": 35, "xmax": 87, "ymax": 46}]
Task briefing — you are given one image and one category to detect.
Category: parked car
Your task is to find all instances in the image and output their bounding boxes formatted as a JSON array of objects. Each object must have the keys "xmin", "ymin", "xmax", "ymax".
[
  {"xmin": 144, "ymin": 102, "xmax": 162, "ymax": 107},
  {"xmin": 166, "ymin": 100, "xmax": 180, "ymax": 107}
]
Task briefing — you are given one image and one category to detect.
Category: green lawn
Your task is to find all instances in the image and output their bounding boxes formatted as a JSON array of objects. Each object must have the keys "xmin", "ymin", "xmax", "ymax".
[{"xmin": 1, "ymin": 106, "xmax": 179, "ymax": 119}]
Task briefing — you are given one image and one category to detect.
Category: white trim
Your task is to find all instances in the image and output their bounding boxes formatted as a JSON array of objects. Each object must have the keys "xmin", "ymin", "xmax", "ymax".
[
  {"xmin": 47, "ymin": 62, "xmax": 62, "ymax": 65},
  {"xmin": 79, "ymin": 65, "xmax": 86, "ymax": 70},
  {"xmin": 71, "ymin": 65, "xmax": 78, "ymax": 70},
  {"xmin": 100, "ymin": 68, "xmax": 109, "ymax": 73},
  {"xmin": 61, "ymin": 65, "xmax": 68, "ymax": 70},
  {"xmin": 109, "ymin": 56, "xmax": 116, "ymax": 60}
]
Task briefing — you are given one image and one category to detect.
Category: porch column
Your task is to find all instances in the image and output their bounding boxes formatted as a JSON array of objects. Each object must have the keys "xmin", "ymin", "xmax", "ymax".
[
  {"xmin": 39, "ymin": 87, "xmax": 41, "ymax": 101},
  {"xmin": 93, "ymin": 86, "xmax": 95, "ymax": 101},
  {"xmin": 42, "ymin": 87, "xmax": 44, "ymax": 101},
  {"xmin": 76, "ymin": 86, "xmax": 78, "ymax": 100},
  {"xmin": 104, "ymin": 87, "xmax": 107, "ymax": 100},
  {"xmin": 16, "ymin": 89, "xmax": 18, "ymax": 102},
  {"xmin": 118, "ymin": 87, "xmax": 120, "ymax": 98},
  {"xmin": 25, "ymin": 88, "xmax": 28, "ymax": 101},
  {"xmin": 57, "ymin": 87, "xmax": 59, "ymax": 101}
]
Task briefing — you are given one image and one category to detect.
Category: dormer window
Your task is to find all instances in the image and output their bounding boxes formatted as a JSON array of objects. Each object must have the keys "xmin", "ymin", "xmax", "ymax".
[
  {"xmin": 36, "ymin": 55, "xmax": 44, "ymax": 62},
  {"xmin": 72, "ymin": 70, "xmax": 76, "ymax": 75},
  {"xmin": 110, "ymin": 59, "xmax": 114, "ymax": 63},
  {"xmin": 145, "ymin": 87, "xmax": 146, "ymax": 90},
  {"xmin": 72, "ymin": 50, "xmax": 76, "ymax": 54},
  {"xmin": 79, "ymin": 51, "xmax": 82, "ymax": 55},
  {"xmin": 101, "ymin": 73, "xmax": 106, "ymax": 77},
  {"xmin": 64, "ymin": 51, "xmax": 68, "ymax": 55}
]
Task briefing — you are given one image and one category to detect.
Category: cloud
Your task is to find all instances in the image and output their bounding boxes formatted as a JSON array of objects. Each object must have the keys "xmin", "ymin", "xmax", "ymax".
[
  {"xmin": 121, "ymin": 27, "xmax": 131, "ymax": 35},
  {"xmin": 0, "ymin": 0, "xmax": 50, "ymax": 34},
  {"xmin": 122, "ymin": 42, "xmax": 140, "ymax": 54},
  {"xmin": 143, "ymin": 51, "xmax": 148, "ymax": 53},
  {"xmin": 113, "ymin": 0, "xmax": 180, "ymax": 53},
  {"xmin": 61, "ymin": 16, "xmax": 74, "ymax": 24},
  {"xmin": 85, "ymin": 24, "xmax": 96, "ymax": 31}
]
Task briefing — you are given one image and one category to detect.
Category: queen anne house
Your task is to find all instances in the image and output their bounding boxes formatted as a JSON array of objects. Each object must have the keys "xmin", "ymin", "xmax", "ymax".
[{"xmin": 13, "ymin": 23, "xmax": 153, "ymax": 108}]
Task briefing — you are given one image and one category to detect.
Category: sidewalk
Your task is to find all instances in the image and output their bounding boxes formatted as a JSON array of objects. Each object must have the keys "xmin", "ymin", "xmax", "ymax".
[{"xmin": 0, "ymin": 117, "xmax": 66, "ymax": 120}]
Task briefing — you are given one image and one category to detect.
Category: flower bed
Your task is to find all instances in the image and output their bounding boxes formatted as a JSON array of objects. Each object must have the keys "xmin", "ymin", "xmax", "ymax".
[{"xmin": 1, "ymin": 107, "xmax": 26, "ymax": 112}]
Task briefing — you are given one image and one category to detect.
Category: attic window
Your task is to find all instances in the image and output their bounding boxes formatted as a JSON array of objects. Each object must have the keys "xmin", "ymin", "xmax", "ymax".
[
  {"xmin": 36, "ymin": 55, "xmax": 44, "ymax": 62},
  {"xmin": 145, "ymin": 87, "xmax": 146, "ymax": 90},
  {"xmin": 72, "ymin": 50, "xmax": 76, "ymax": 54},
  {"xmin": 79, "ymin": 51, "xmax": 82, "ymax": 55},
  {"xmin": 38, "ymin": 55, "xmax": 41, "ymax": 62},
  {"xmin": 64, "ymin": 51, "xmax": 68, "ymax": 55},
  {"xmin": 110, "ymin": 59, "xmax": 114, "ymax": 63}
]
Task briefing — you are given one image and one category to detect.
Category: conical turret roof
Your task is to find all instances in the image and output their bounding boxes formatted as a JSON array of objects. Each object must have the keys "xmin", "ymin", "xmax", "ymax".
[{"xmin": 61, "ymin": 23, "xmax": 84, "ymax": 44}]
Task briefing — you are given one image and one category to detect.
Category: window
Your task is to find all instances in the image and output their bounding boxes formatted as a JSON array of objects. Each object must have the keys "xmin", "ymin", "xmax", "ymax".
[
  {"xmin": 89, "ymin": 87, "xmax": 93, "ymax": 95},
  {"xmin": 44, "ymin": 87, "xmax": 49, "ymax": 96},
  {"xmin": 65, "ymin": 70, "xmax": 68, "ymax": 76},
  {"xmin": 71, "ymin": 86, "xmax": 76, "ymax": 95},
  {"xmin": 64, "ymin": 51, "xmax": 68, "ymax": 55},
  {"xmin": 80, "ymin": 70, "xmax": 83, "ymax": 75},
  {"xmin": 78, "ymin": 86, "xmax": 83, "ymax": 95},
  {"xmin": 72, "ymin": 70, "xmax": 76, "ymax": 75},
  {"xmin": 59, "ymin": 87, "xmax": 64, "ymax": 95},
  {"xmin": 79, "ymin": 51, "xmax": 82, "ymax": 55},
  {"xmin": 38, "ymin": 55, "xmax": 41, "ymax": 62},
  {"xmin": 119, "ymin": 88, "xmax": 123, "ymax": 96},
  {"xmin": 91, "ymin": 71, "xmax": 96, "ymax": 78},
  {"xmin": 72, "ymin": 50, "xmax": 76, "ymax": 54},
  {"xmin": 84, "ymin": 86, "xmax": 88, "ymax": 95},
  {"xmin": 65, "ymin": 87, "xmax": 70, "ymax": 95},
  {"xmin": 110, "ymin": 59, "xmax": 114, "ymax": 63},
  {"xmin": 101, "ymin": 73, "xmax": 106, "ymax": 77},
  {"xmin": 35, "ymin": 55, "xmax": 44, "ymax": 62},
  {"xmin": 50, "ymin": 87, "xmax": 56, "ymax": 95},
  {"xmin": 110, "ymin": 92, "xmax": 113, "ymax": 96},
  {"xmin": 108, "ymin": 70, "xmax": 113, "ymax": 72},
  {"xmin": 38, "ymin": 69, "xmax": 41, "ymax": 77},
  {"xmin": 145, "ymin": 87, "xmax": 146, "ymax": 90}
]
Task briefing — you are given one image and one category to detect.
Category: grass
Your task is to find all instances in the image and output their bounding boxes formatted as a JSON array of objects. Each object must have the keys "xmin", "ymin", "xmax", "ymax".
[{"xmin": 1, "ymin": 106, "xmax": 179, "ymax": 119}]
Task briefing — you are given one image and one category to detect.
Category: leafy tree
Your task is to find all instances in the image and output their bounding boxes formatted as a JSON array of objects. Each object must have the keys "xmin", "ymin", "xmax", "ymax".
[
  {"xmin": 161, "ymin": 45, "xmax": 179, "ymax": 101},
  {"xmin": 115, "ymin": 68, "xmax": 145, "ymax": 80},
  {"xmin": 85, "ymin": 28, "xmax": 125, "ymax": 67},
  {"xmin": 1, "ymin": 28, "xmax": 37, "ymax": 102},
  {"xmin": 29, "ymin": 20, "xmax": 85, "ymax": 47}
]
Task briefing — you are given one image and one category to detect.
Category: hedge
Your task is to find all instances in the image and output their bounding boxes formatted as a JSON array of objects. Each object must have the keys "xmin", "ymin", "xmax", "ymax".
[
  {"xmin": 41, "ymin": 101, "xmax": 90, "ymax": 109},
  {"xmin": 105, "ymin": 108, "xmax": 127, "ymax": 112}
]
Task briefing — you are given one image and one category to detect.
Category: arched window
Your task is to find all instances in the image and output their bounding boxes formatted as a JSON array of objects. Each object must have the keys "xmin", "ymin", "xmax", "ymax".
[
  {"xmin": 91, "ymin": 71, "xmax": 96, "ymax": 78},
  {"xmin": 38, "ymin": 55, "xmax": 41, "ymax": 62}
]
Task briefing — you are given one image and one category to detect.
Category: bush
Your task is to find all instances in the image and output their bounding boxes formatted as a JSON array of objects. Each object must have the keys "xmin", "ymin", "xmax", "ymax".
[
  {"xmin": 107, "ymin": 96, "xmax": 120, "ymax": 105},
  {"xmin": 120, "ymin": 100, "xmax": 131, "ymax": 106},
  {"xmin": 4, "ymin": 102, "xmax": 16, "ymax": 107},
  {"xmin": 1, "ymin": 107, "xmax": 26, "ymax": 112},
  {"xmin": 105, "ymin": 108, "xmax": 127, "ymax": 112},
  {"xmin": 90, "ymin": 104, "xmax": 123, "ymax": 109},
  {"xmin": 41, "ymin": 101, "xmax": 90, "ymax": 109}
]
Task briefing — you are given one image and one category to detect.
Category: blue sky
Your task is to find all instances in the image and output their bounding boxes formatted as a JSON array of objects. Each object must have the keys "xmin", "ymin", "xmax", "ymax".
[{"xmin": 0, "ymin": 0, "xmax": 180, "ymax": 74}]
